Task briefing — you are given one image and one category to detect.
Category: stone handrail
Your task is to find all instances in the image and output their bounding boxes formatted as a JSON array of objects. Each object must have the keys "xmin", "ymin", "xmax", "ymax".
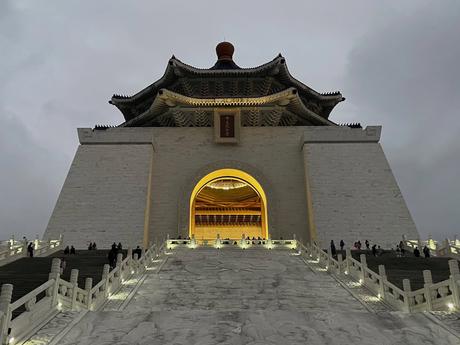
[
  {"xmin": 0, "ymin": 240, "xmax": 163, "ymax": 345},
  {"xmin": 166, "ymin": 237, "xmax": 298, "ymax": 250},
  {"xmin": 403, "ymin": 236, "xmax": 460, "ymax": 260},
  {"xmin": 300, "ymin": 241, "xmax": 460, "ymax": 313},
  {"xmin": 0, "ymin": 237, "xmax": 63, "ymax": 267}
]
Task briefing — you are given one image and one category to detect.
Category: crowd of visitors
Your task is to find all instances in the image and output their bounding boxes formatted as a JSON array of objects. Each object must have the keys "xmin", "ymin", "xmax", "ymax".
[{"xmin": 329, "ymin": 238, "xmax": 433, "ymax": 259}]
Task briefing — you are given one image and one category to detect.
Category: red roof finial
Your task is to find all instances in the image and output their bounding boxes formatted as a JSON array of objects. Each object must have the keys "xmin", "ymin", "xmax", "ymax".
[{"xmin": 216, "ymin": 41, "xmax": 234, "ymax": 61}]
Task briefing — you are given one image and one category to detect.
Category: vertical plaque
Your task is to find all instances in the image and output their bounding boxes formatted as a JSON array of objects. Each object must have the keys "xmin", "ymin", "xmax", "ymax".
[
  {"xmin": 220, "ymin": 114, "xmax": 235, "ymax": 138},
  {"xmin": 214, "ymin": 109, "xmax": 240, "ymax": 144}
]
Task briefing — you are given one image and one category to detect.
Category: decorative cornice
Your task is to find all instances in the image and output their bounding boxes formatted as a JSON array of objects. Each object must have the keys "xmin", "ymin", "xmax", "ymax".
[{"xmin": 110, "ymin": 54, "xmax": 344, "ymax": 123}]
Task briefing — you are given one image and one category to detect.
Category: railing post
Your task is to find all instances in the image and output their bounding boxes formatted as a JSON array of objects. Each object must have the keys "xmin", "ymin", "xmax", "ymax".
[
  {"xmin": 326, "ymin": 251, "xmax": 332, "ymax": 272},
  {"xmin": 448, "ymin": 259, "xmax": 460, "ymax": 308},
  {"xmin": 22, "ymin": 241, "xmax": 28, "ymax": 258},
  {"xmin": 345, "ymin": 248, "xmax": 351, "ymax": 274},
  {"xmin": 445, "ymin": 239, "xmax": 452, "ymax": 256},
  {"xmin": 360, "ymin": 254, "xmax": 367, "ymax": 283},
  {"xmin": 428, "ymin": 235, "xmax": 436, "ymax": 250},
  {"xmin": 127, "ymin": 247, "xmax": 133, "ymax": 266},
  {"xmin": 402, "ymin": 279, "xmax": 412, "ymax": 312},
  {"xmin": 0, "ymin": 284, "xmax": 13, "ymax": 345},
  {"xmin": 133, "ymin": 253, "xmax": 139, "ymax": 274},
  {"xmin": 423, "ymin": 270, "xmax": 433, "ymax": 311},
  {"xmin": 102, "ymin": 264, "xmax": 110, "ymax": 298},
  {"xmin": 84, "ymin": 278, "xmax": 93, "ymax": 310},
  {"xmin": 116, "ymin": 253, "xmax": 123, "ymax": 282},
  {"xmin": 34, "ymin": 234, "xmax": 39, "ymax": 250},
  {"xmin": 70, "ymin": 269, "xmax": 79, "ymax": 309},
  {"xmin": 337, "ymin": 254, "xmax": 343, "ymax": 274},
  {"xmin": 378, "ymin": 265, "xmax": 386, "ymax": 299},
  {"xmin": 49, "ymin": 258, "xmax": 61, "ymax": 307}
]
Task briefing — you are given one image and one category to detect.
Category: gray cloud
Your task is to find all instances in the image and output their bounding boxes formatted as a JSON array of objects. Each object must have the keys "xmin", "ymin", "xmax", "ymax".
[
  {"xmin": 0, "ymin": 112, "xmax": 68, "ymax": 239},
  {"xmin": 342, "ymin": 1, "xmax": 460, "ymax": 239},
  {"xmin": 0, "ymin": 0, "xmax": 458, "ymax": 241}
]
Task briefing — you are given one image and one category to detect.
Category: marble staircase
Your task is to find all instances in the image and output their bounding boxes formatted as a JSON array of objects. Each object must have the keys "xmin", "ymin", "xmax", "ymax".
[
  {"xmin": 50, "ymin": 247, "xmax": 460, "ymax": 344},
  {"xmin": 0, "ymin": 250, "xmax": 126, "ymax": 318}
]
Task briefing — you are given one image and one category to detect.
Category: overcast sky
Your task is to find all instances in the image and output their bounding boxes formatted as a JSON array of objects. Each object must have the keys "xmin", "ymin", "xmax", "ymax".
[{"xmin": 1, "ymin": 1, "xmax": 459, "ymax": 241}]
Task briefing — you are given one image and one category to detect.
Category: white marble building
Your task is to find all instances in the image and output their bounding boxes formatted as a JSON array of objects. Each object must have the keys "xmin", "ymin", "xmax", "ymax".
[{"xmin": 43, "ymin": 42, "xmax": 419, "ymax": 249}]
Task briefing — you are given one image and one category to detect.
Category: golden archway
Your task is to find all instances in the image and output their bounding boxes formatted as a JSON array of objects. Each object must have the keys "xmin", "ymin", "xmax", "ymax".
[{"xmin": 189, "ymin": 169, "xmax": 268, "ymax": 241}]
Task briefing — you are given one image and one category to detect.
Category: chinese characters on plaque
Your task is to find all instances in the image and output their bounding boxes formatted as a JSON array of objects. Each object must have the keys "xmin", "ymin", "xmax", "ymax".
[
  {"xmin": 214, "ymin": 110, "xmax": 240, "ymax": 143},
  {"xmin": 220, "ymin": 114, "xmax": 235, "ymax": 138}
]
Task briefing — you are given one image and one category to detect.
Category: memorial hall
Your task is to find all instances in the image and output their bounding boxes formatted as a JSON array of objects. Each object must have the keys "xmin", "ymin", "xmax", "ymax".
[
  {"xmin": 2, "ymin": 42, "xmax": 460, "ymax": 345},
  {"xmin": 44, "ymin": 41, "xmax": 419, "ymax": 249}
]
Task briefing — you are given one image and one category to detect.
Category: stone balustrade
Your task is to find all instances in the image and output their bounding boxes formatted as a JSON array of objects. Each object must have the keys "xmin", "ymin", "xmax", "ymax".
[
  {"xmin": 0, "ymin": 237, "xmax": 63, "ymax": 267},
  {"xmin": 0, "ymin": 241, "xmax": 164, "ymax": 345},
  {"xmin": 403, "ymin": 235, "xmax": 460, "ymax": 260},
  {"xmin": 300, "ymin": 241, "xmax": 460, "ymax": 313},
  {"xmin": 166, "ymin": 234, "xmax": 297, "ymax": 250}
]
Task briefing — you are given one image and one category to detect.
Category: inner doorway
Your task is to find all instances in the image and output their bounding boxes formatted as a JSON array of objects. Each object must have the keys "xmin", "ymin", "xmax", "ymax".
[{"xmin": 189, "ymin": 169, "xmax": 268, "ymax": 241}]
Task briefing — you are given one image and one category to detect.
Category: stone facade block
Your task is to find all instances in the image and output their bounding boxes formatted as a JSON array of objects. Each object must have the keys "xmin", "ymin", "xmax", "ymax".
[
  {"xmin": 44, "ymin": 144, "xmax": 152, "ymax": 248},
  {"xmin": 303, "ymin": 141, "xmax": 419, "ymax": 248}
]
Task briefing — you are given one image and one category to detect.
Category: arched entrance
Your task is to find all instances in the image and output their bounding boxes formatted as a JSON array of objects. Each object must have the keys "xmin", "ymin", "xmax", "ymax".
[{"xmin": 189, "ymin": 169, "xmax": 268, "ymax": 241}]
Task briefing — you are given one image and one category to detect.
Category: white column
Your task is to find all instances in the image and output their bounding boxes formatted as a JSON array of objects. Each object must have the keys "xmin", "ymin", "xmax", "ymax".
[
  {"xmin": 49, "ymin": 258, "xmax": 61, "ymax": 307},
  {"xmin": 337, "ymin": 254, "xmax": 343, "ymax": 274},
  {"xmin": 0, "ymin": 284, "xmax": 13, "ymax": 345},
  {"xmin": 70, "ymin": 269, "xmax": 79, "ymax": 309},
  {"xmin": 102, "ymin": 264, "xmax": 110, "ymax": 298},
  {"xmin": 423, "ymin": 270, "xmax": 433, "ymax": 311},
  {"xmin": 360, "ymin": 254, "xmax": 367, "ymax": 284},
  {"xmin": 378, "ymin": 265, "xmax": 386, "ymax": 298},
  {"xmin": 116, "ymin": 253, "xmax": 123, "ymax": 282},
  {"xmin": 127, "ymin": 247, "xmax": 133, "ymax": 266},
  {"xmin": 402, "ymin": 279, "xmax": 412, "ymax": 312},
  {"xmin": 345, "ymin": 248, "xmax": 351, "ymax": 275},
  {"xmin": 133, "ymin": 253, "xmax": 139, "ymax": 274},
  {"xmin": 448, "ymin": 259, "xmax": 460, "ymax": 308},
  {"xmin": 84, "ymin": 278, "xmax": 93, "ymax": 310}
]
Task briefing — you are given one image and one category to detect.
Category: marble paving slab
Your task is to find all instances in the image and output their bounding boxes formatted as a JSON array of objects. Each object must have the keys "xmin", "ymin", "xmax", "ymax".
[{"xmin": 58, "ymin": 248, "xmax": 460, "ymax": 345}]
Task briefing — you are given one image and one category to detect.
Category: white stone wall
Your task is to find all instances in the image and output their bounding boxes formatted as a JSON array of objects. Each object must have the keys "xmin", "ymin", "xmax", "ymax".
[
  {"xmin": 44, "ymin": 143, "xmax": 152, "ymax": 249},
  {"xmin": 44, "ymin": 125, "xmax": 419, "ymax": 250},
  {"xmin": 148, "ymin": 126, "xmax": 310, "ymax": 243},
  {"xmin": 303, "ymin": 128, "xmax": 419, "ymax": 248}
]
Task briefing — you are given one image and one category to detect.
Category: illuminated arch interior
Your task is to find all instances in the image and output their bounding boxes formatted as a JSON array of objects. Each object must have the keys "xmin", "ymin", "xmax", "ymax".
[{"xmin": 190, "ymin": 169, "xmax": 268, "ymax": 241}]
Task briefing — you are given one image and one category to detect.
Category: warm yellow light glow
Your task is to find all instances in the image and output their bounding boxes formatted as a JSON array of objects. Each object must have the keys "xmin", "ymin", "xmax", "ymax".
[
  {"xmin": 447, "ymin": 302, "xmax": 455, "ymax": 310},
  {"xmin": 358, "ymin": 279, "xmax": 363, "ymax": 285},
  {"xmin": 367, "ymin": 296, "xmax": 381, "ymax": 302},
  {"xmin": 109, "ymin": 292, "xmax": 129, "ymax": 300},
  {"xmin": 189, "ymin": 168, "xmax": 269, "ymax": 239}
]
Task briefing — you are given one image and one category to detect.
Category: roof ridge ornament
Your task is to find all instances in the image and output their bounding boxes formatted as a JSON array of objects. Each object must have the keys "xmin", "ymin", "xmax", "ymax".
[
  {"xmin": 216, "ymin": 41, "xmax": 234, "ymax": 60},
  {"xmin": 211, "ymin": 42, "xmax": 241, "ymax": 70}
]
